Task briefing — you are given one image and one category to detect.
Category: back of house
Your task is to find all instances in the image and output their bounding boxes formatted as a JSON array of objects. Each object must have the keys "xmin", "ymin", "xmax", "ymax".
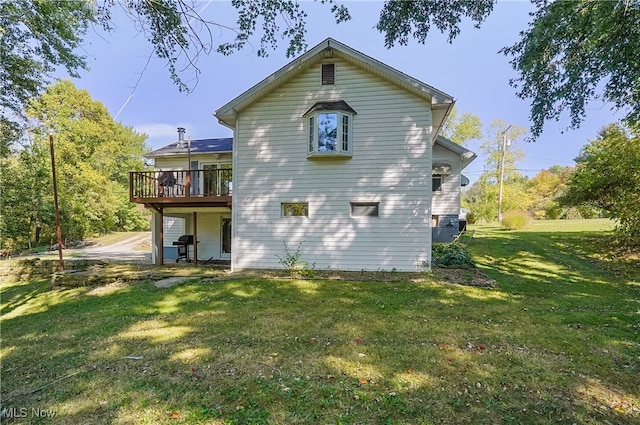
[{"xmin": 215, "ymin": 38, "xmax": 455, "ymax": 271}]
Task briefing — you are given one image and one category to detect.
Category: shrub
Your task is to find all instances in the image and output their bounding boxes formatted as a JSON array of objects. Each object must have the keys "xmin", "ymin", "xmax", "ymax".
[
  {"xmin": 544, "ymin": 203, "xmax": 563, "ymax": 220},
  {"xmin": 465, "ymin": 211, "xmax": 477, "ymax": 225},
  {"xmin": 276, "ymin": 241, "xmax": 315, "ymax": 276},
  {"xmin": 432, "ymin": 242, "xmax": 476, "ymax": 268},
  {"xmin": 501, "ymin": 210, "xmax": 532, "ymax": 230}
]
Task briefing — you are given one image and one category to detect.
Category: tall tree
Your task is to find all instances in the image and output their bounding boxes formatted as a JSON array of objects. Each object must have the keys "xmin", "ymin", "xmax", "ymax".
[
  {"xmin": 0, "ymin": 0, "xmax": 350, "ymax": 153},
  {"xmin": 3, "ymin": 1, "xmax": 638, "ymax": 147},
  {"xmin": 377, "ymin": 0, "xmax": 640, "ymax": 140},
  {"xmin": 0, "ymin": 0, "xmax": 95, "ymax": 155},
  {"xmin": 480, "ymin": 119, "xmax": 527, "ymax": 180},
  {"xmin": 526, "ymin": 166, "xmax": 573, "ymax": 219},
  {"xmin": 462, "ymin": 119, "xmax": 528, "ymax": 221},
  {"xmin": 440, "ymin": 107, "xmax": 482, "ymax": 146},
  {"xmin": 559, "ymin": 123, "xmax": 640, "ymax": 246},
  {"xmin": 0, "ymin": 80, "xmax": 149, "ymax": 250}
]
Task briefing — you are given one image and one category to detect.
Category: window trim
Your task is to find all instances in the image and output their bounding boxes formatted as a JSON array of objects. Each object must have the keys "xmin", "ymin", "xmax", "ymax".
[
  {"xmin": 306, "ymin": 111, "xmax": 353, "ymax": 158},
  {"xmin": 304, "ymin": 100, "xmax": 356, "ymax": 159}
]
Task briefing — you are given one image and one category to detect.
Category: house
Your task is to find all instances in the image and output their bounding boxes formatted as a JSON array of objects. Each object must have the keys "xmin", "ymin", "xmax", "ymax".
[
  {"xmin": 432, "ymin": 135, "xmax": 476, "ymax": 242},
  {"xmin": 130, "ymin": 38, "xmax": 476, "ymax": 271}
]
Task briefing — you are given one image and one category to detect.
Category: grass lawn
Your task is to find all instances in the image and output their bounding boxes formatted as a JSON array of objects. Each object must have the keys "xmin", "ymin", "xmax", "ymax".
[{"xmin": 1, "ymin": 220, "xmax": 638, "ymax": 424}]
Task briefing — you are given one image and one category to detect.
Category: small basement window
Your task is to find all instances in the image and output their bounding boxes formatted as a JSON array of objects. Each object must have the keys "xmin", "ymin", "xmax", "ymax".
[
  {"xmin": 282, "ymin": 202, "xmax": 309, "ymax": 217},
  {"xmin": 351, "ymin": 202, "xmax": 379, "ymax": 217}
]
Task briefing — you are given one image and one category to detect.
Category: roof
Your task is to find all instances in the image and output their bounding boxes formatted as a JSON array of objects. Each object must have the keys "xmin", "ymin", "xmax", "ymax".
[
  {"xmin": 145, "ymin": 138, "xmax": 233, "ymax": 158},
  {"xmin": 303, "ymin": 100, "xmax": 357, "ymax": 116},
  {"xmin": 215, "ymin": 38, "xmax": 454, "ymax": 138},
  {"xmin": 434, "ymin": 135, "xmax": 477, "ymax": 170}
]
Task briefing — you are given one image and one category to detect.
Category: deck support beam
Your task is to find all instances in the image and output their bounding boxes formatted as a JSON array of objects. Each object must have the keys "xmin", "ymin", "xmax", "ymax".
[
  {"xmin": 193, "ymin": 212, "xmax": 198, "ymax": 266},
  {"xmin": 152, "ymin": 208, "xmax": 164, "ymax": 265}
]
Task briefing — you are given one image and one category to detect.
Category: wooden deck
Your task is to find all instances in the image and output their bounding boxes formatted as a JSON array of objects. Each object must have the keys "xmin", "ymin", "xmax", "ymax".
[{"xmin": 129, "ymin": 169, "xmax": 232, "ymax": 210}]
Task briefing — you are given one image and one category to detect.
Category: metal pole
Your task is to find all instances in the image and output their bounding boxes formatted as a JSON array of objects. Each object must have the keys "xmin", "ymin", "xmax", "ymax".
[
  {"xmin": 497, "ymin": 125, "xmax": 511, "ymax": 222},
  {"xmin": 186, "ymin": 138, "xmax": 191, "ymax": 197},
  {"xmin": 49, "ymin": 133, "xmax": 64, "ymax": 271}
]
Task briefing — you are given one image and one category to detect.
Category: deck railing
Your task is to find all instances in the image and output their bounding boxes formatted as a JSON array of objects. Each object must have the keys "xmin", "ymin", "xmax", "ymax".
[{"xmin": 129, "ymin": 169, "xmax": 232, "ymax": 200}]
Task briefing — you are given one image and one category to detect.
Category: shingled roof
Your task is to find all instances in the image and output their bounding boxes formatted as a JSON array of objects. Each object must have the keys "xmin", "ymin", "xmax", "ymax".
[{"xmin": 146, "ymin": 137, "xmax": 232, "ymax": 158}]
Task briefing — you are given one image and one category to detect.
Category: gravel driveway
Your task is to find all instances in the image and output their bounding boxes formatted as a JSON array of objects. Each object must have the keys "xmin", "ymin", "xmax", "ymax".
[{"xmin": 25, "ymin": 232, "xmax": 152, "ymax": 263}]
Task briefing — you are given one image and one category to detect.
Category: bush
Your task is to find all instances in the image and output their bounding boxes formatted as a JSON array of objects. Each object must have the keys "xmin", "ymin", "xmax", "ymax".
[
  {"xmin": 544, "ymin": 203, "xmax": 563, "ymax": 220},
  {"xmin": 501, "ymin": 210, "xmax": 532, "ymax": 230},
  {"xmin": 432, "ymin": 242, "xmax": 476, "ymax": 268},
  {"xmin": 465, "ymin": 211, "xmax": 477, "ymax": 225},
  {"xmin": 276, "ymin": 241, "xmax": 316, "ymax": 276}
]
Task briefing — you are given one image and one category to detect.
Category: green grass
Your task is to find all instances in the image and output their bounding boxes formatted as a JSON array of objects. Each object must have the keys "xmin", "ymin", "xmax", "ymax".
[{"xmin": 1, "ymin": 219, "xmax": 638, "ymax": 424}]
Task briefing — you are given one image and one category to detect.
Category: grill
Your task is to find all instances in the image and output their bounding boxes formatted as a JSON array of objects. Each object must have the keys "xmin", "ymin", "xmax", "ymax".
[{"xmin": 172, "ymin": 235, "xmax": 196, "ymax": 263}]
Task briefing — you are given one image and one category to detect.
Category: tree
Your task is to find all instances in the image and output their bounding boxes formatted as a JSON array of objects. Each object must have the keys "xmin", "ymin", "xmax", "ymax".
[
  {"xmin": 0, "ymin": 80, "xmax": 149, "ymax": 250},
  {"xmin": 480, "ymin": 120, "xmax": 527, "ymax": 180},
  {"xmin": 462, "ymin": 119, "xmax": 528, "ymax": 221},
  {"xmin": 0, "ymin": 0, "xmax": 350, "ymax": 153},
  {"xmin": 559, "ymin": 123, "xmax": 640, "ymax": 246},
  {"xmin": 378, "ymin": 0, "xmax": 640, "ymax": 140},
  {"xmin": 526, "ymin": 166, "xmax": 573, "ymax": 219},
  {"xmin": 502, "ymin": 1, "xmax": 640, "ymax": 139},
  {"xmin": 0, "ymin": 0, "xmax": 94, "ymax": 155},
  {"xmin": 4, "ymin": 1, "xmax": 638, "ymax": 147},
  {"xmin": 440, "ymin": 107, "xmax": 482, "ymax": 145}
]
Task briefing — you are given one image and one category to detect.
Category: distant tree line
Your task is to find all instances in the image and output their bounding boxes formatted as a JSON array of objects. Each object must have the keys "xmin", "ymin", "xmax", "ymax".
[{"xmin": 461, "ymin": 121, "xmax": 639, "ymax": 247}]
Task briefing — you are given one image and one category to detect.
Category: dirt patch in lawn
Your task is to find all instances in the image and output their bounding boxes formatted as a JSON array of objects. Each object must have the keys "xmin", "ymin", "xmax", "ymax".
[
  {"xmin": 225, "ymin": 267, "xmax": 496, "ymax": 288},
  {"xmin": 431, "ymin": 267, "xmax": 496, "ymax": 288}
]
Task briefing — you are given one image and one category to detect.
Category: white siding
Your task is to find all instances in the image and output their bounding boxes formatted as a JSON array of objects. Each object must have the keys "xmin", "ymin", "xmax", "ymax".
[
  {"xmin": 232, "ymin": 58, "xmax": 433, "ymax": 271},
  {"xmin": 431, "ymin": 143, "xmax": 461, "ymax": 216},
  {"xmin": 163, "ymin": 217, "xmax": 184, "ymax": 246},
  {"xmin": 154, "ymin": 153, "xmax": 232, "ymax": 170},
  {"xmin": 195, "ymin": 213, "xmax": 231, "ymax": 261},
  {"xmin": 155, "ymin": 157, "xmax": 188, "ymax": 170}
]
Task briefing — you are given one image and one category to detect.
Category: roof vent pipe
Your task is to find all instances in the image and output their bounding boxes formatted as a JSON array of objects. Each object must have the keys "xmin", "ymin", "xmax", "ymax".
[{"xmin": 177, "ymin": 127, "xmax": 186, "ymax": 142}]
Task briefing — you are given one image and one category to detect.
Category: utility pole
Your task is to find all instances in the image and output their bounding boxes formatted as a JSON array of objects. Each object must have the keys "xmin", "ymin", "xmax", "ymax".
[
  {"xmin": 497, "ymin": 125, "xmax": 512, "ymax": 222},
  {"xmin": 49, "ymin": 133, "xmax": 64, "ymax": 271}
]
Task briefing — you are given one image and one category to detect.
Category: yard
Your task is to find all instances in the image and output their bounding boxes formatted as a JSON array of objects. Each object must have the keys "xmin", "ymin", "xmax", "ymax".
[{"xmin": 1, "ymin": 219, "xmax": 638, "ymax": 424}]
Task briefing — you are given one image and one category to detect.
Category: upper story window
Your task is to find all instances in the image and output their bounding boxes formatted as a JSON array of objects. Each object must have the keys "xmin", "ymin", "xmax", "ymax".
[{"xmin": 304, "ymin": 100, "xmax": 356, "ymax": 158}]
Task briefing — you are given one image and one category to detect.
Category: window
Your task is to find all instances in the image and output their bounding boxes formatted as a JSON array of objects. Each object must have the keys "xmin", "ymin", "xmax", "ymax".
[
  {"xmin": 322, "ymin": 63, "xmax": 335, "ymax": 85},
  {"xmin": 318, "ymin": 113, "xmax": 338, "ymax": 151},
  {"xmin": 432, "ymin": 176, "xmax": 443, "ymax": 192},
  {"xmin": 282, "ymin": 202, "xmax": 309, "ymax": 217},
  {"xmin": 351, "ymin": 202, "xmax": 379, "ymax": 217},
  {"xmin": 304, "ymin": 100, "xmax": 356, "ymax": 157},
  {"xmin": 312, "ymin": 111, "xmax": 351, "ymax": 154}
]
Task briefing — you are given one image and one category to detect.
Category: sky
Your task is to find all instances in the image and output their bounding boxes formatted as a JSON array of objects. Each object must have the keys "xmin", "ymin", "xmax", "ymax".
[{"xmin": 68, "ymin": 0, "xmax": 622, "ymax": 183}]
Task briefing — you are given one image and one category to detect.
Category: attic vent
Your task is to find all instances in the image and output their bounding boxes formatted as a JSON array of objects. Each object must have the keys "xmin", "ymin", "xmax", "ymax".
[{"xmin": 321, "ymin": 63, "xmax": 335, "ymax": 85}]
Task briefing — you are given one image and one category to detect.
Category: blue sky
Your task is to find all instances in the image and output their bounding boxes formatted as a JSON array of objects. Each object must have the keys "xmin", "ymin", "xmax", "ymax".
[{"xmin": 70, "ymin": 0, "xmax": 621, "ymax": 182}]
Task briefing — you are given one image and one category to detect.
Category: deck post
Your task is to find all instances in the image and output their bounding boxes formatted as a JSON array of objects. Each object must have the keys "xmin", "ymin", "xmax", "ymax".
[
  {"xmin": 193, "ymin": 211, "xmax": 198, "ymax": 265},
  {"xmin": 151, "ymin": 208, "xmax": 164, "ymax": 265}
]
